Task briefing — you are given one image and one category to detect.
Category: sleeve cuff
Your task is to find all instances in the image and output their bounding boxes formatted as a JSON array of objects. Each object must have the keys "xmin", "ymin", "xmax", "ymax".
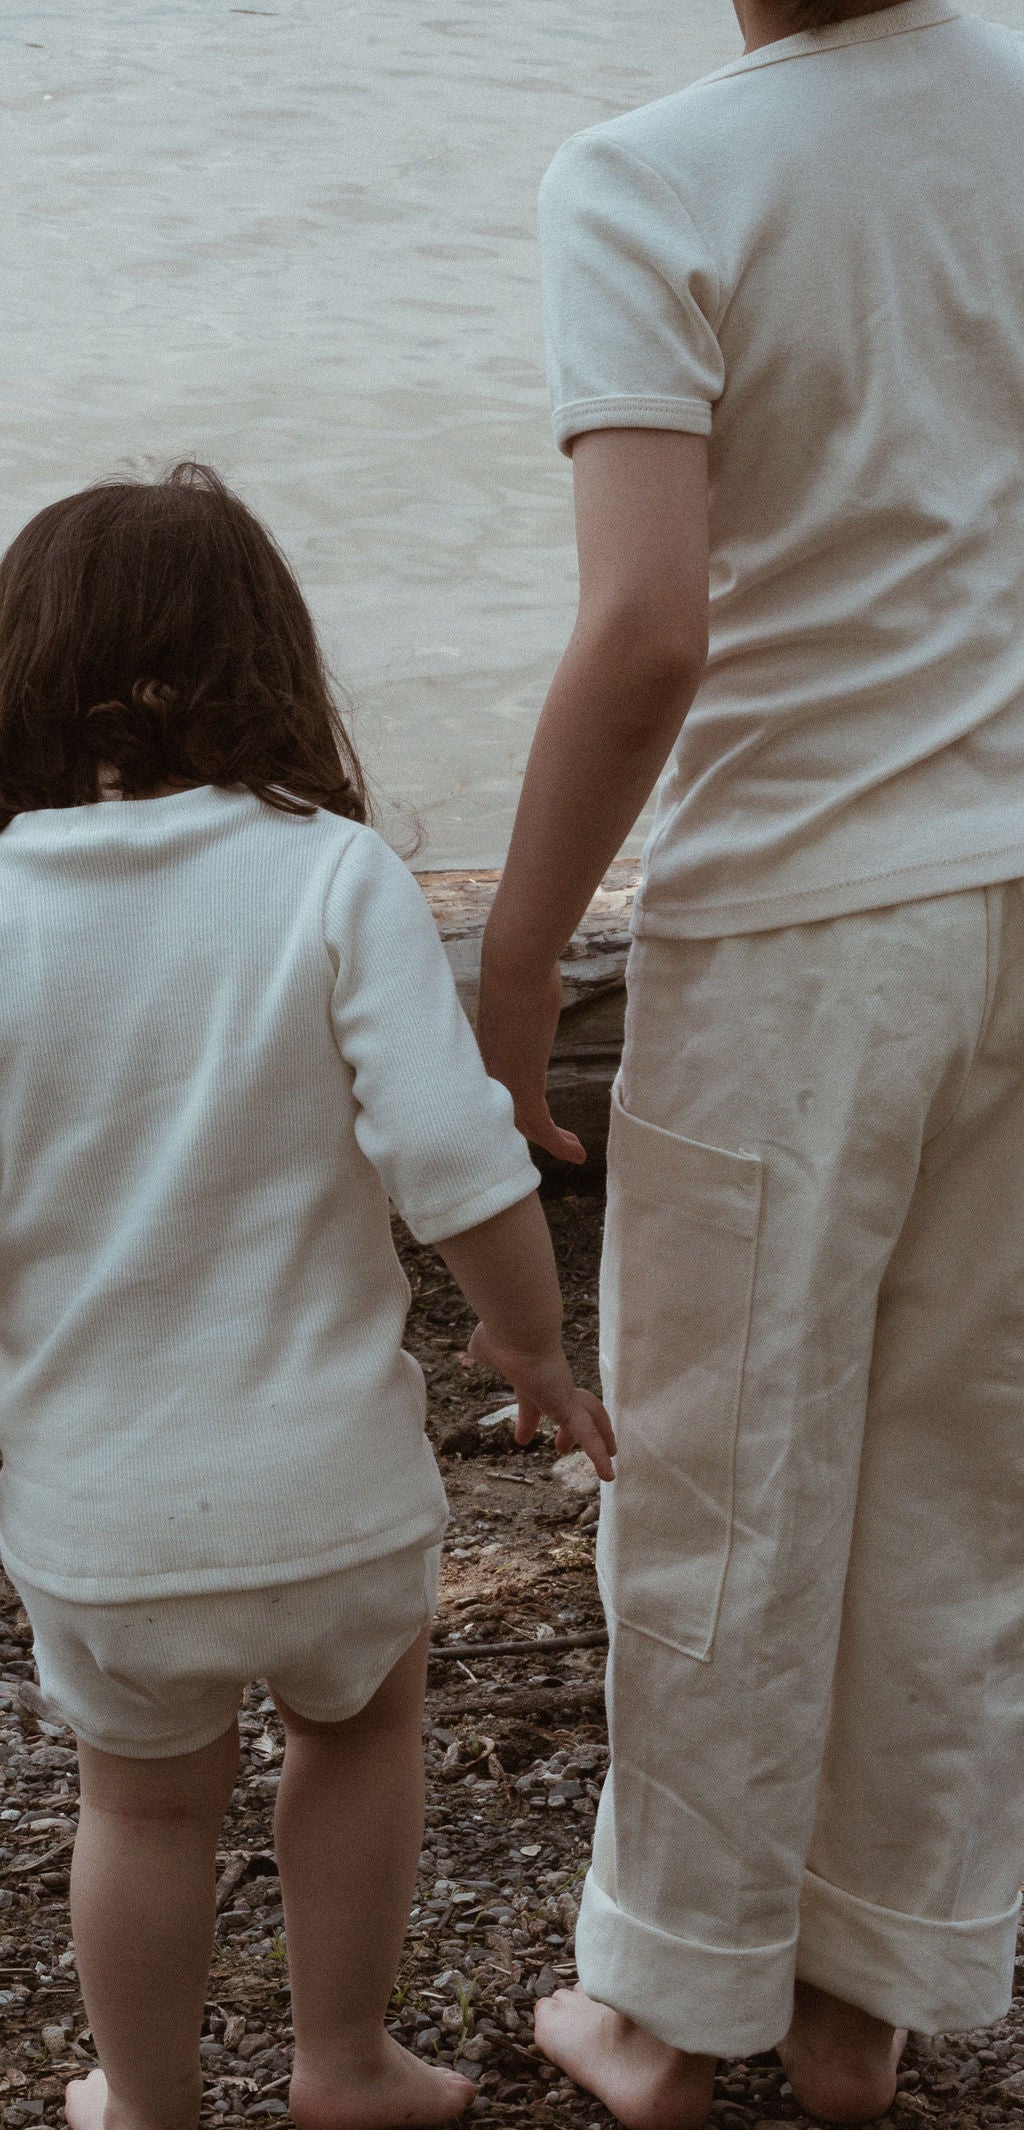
[
  {"xmin": 404, "ymin": 1159, "xmax": 542, "ymax": 1247},
  {"xmin": 553, "ymin": 393, "xmax": 713, "ymax": 455}
]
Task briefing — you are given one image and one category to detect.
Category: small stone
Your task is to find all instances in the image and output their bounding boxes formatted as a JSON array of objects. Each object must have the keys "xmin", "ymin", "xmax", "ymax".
[
  {"xmin": 1000, "ymin": 2073, "xmax": 1024, "ymax": 2102},
  {"xmin": 551, "ymin": 1450, "xmax": 599, "ymax": 1498},
  {"xmin": 41, "ymin": 2025, "xmax": 67, "ymax": 2058},
  {"xmin": 532, "ymin": 1964, "xmax": 559, "ymax": 1997},
  {"xmin": 244, "ymin": 2103, "xmax": 287, "ymax": 2119},
  {"xmin": 415, "ymin": 2026, "xmax": 442, "ymax": 2052},
  {"xmin": 237, "ymin": 2032, "xmax": 272, "ymax": 2061},
  {"xmin": 223, "ymin": 2013, "xmax": 246, "ymax": 2050},
  {"xmin": 478, "ymin": 1403, "xmax": 517, "ymax": 1431}
]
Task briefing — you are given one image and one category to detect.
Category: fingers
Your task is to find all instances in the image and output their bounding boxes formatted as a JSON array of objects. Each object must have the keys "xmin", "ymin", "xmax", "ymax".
[
  {"xmin": 514, "ymin": 1101, "xmax": 588, "ymax": 1166},
  {"xmin": 570, "ymin": 1400, "xmax": 616, "ymax": 1481},
  {"xmin": 513, "ymin": 1397, "xmax": 542, "ymax": 1446},
  {"xmin": 466, "ymin": 1321, "xmax": 490, "ymax": 1367},
  {"xmin": 545, "ymin": 1389, "xmax": 615, "ymax": 1481}
]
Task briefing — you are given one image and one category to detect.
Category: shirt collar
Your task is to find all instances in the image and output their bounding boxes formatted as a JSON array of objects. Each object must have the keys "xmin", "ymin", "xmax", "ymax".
[{"xmin": 701, "ymin": 1, "xmax": 963, "ymax": 85}]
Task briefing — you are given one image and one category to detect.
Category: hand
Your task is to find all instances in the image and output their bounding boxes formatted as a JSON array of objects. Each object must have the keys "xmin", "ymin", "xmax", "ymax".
[
  {"xmin": 468, "ymin": 1321, "xmax": 616, "ymax": 1481},
  {"xmin": 476, "ymin": 957, "xmax": 586, "ymax": 1165}
]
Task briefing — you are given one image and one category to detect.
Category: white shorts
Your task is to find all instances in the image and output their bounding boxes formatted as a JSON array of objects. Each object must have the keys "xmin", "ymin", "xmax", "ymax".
[{"xmin": 14, "ymin": 1540, "xmax": 441, "ymax": 1759}]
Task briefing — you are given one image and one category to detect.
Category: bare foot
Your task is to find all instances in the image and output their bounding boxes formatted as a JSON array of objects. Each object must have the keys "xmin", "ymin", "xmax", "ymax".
[
  {"xmin": 65, "ymin": 2071, "xmax": 109, "ymax": 2130},
  {"xmin": 534, "ymin": 1986, "xmax": 716, "ymax": 2130},
  {"xmin": 289, "ymin": 2031, "xmax": 476, "ymax": 2130},
  {"xmin": 778, "ymin": 1980, "xmax": 908, "ymax": 2122}
]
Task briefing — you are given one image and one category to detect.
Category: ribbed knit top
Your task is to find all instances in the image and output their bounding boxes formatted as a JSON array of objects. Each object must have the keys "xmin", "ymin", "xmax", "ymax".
[{"xmin": 0, "ymin": 787, "xmax": 539, "ymax": 1600}]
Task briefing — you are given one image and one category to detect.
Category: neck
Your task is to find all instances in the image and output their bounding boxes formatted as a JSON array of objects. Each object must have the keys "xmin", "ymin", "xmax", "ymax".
[{"xmin": 734, "ymin": 0, "xmax": 905, "ymax": 53}]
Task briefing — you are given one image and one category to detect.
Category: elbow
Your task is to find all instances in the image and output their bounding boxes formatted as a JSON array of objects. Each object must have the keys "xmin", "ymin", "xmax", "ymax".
[{"xmin": 575, "ymin": 601, "xmax": 708, "ymax": 717}]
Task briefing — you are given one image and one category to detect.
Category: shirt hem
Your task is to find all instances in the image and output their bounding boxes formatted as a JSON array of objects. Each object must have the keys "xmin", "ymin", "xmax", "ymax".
[
  {"xmin": 409, "ymin": 1158, "xmax": 541, "ymax": 1245},
  {"xmin": 553, "ymin": 395, "xmax": 713, "ymax": 456},
  {"xmin": 1, "ymin": 1505, "xmax": 450, "ymax": 1607},
  {"xmin": 632, "ymin": 844, "xmax": 1024, "ymax": 939}
]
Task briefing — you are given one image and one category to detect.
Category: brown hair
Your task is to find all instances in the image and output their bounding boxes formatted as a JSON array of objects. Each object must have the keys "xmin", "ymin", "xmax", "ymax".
[
  {"xmin": 0, "ymin": 461, "xmax": 368, "ymax": 830},
  {"xmin": 784, "ymin": 0, "xmax": 860, "ymax": 23}
]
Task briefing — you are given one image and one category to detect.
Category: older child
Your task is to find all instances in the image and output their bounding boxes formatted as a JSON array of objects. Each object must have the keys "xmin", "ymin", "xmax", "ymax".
[
  {"xmin": 0, "ymin": 463, "xmax": 614, "ymax": 2130},
  {"xmin": 477, "ymin": 0, "xmax": 1024, "ymax": 2124}
]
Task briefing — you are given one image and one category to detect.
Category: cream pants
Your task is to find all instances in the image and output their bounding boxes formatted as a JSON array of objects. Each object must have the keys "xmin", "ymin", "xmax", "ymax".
[{"xmin": 575, "ymin": 886, "xmax": 1024, "ymax": 2056}]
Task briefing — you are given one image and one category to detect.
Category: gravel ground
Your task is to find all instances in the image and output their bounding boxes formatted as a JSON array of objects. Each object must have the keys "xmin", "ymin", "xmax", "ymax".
[{"xmin": 2, "ymin": 1189, "xmax": 1023, "ymax": 2128}]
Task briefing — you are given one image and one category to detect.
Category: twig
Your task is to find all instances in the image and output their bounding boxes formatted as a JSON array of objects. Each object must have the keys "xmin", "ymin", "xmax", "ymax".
[
  {"xmin": 489, "ymin": 2032, "xmax": 549, "ymax": 2069},
  {"xmin": 429, "ymin": 1628, "xmax": 607, "ymax": 1661},
  {"xmin": 7, "ymin": 1833, "xmax": 76, "ymax": 1876},
  {"xmin": 215, "ymin": 1851, "xmax": 251, "ymax": 1911},
  {"xmin": 428, "ymin": 1678, "xmax": 605, "ymax": 1721}
]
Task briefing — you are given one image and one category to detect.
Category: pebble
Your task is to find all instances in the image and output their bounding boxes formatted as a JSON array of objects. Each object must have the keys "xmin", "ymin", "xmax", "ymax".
[
  {"xmin": 237, "ymin": 2030, "xmax": 273, "ymax": 2059},
  {"xmin": 551, "ymin": 1451, "xmax": 600, "ymax": 1499}
]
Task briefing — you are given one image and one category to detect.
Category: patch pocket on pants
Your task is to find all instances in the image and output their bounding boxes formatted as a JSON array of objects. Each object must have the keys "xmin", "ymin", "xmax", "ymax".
[{"xmin": 597, "ymin": 1079, "xmax": 762, "ymax": 1662}]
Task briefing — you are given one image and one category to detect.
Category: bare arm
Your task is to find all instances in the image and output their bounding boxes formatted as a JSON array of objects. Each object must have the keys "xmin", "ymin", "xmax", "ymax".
[
  {"xmin": 477, "ymin": 427, "xmax": 710, "ymax": 1159},
  {"xmin": 434, "ymin": 1191, "xmax": 615, "ymax": 1479}
]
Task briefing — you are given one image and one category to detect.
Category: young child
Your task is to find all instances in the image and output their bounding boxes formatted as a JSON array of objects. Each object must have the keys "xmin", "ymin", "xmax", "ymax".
[{"xmin": 0, "ymin": 461, "xmax": 615, "ymax": 2130}]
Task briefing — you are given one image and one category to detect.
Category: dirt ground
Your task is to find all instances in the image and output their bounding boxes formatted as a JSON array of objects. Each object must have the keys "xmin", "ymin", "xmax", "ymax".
[{"xmin": 1, "ymin": 1187, "xmax": 1022, "ymax": 2128}]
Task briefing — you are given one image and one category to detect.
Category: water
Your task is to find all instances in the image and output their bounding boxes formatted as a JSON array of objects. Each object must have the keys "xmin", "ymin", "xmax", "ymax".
[{"xmin": 2, "ymin": 0, "xmax": 1021, "ymax": 863}]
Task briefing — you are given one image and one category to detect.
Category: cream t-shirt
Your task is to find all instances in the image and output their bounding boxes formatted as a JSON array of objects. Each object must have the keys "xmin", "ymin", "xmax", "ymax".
[
  {"xmin": 0, "ymin": 788, "xmax": 539, "ymax": 1601},
  {"xmin": 539, "ymin": 1, "xmax": 1024, "ymax": 936}
]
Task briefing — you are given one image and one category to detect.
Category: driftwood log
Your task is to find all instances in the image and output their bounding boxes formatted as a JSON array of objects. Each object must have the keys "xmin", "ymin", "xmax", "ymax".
[{"xmin": 416, "ymin": 861, "xmax": 639, "ymax": 1166}]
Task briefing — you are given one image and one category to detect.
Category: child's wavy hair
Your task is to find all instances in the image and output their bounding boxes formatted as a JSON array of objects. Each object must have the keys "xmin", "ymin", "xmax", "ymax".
[{"xmin": 0, "ymin": 461, "xmax": 369, "ymax": 831}]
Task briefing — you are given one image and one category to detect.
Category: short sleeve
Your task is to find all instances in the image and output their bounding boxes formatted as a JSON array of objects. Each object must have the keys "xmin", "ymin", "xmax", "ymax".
[
  {"xmin": 538, "ymin": 127, "xmax": 725, "ymax": 455},
  {"xmin": 325, "ymin": 829, "xmax": 540, "ymax": 1245}
]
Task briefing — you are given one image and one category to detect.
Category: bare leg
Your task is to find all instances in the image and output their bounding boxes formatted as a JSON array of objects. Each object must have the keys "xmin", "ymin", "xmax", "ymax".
[
  {"xmin": 534, "ymin": 1987, "xmax": 716, "ymax": 2130},
  {"xmin": 273, "ymin": 1624, "xmax": 475, "ymax": 2130},
  {"xmin": 64, "ymin": 1721, "xmax": 240, "ymax": 2130},
  {"xmin": 778, "ymin": 1980, "xmax": 907, "ymax": 2122}
]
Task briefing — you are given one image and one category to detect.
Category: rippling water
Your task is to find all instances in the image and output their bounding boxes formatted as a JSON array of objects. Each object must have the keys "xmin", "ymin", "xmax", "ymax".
[{"xmin": 2, "ymin": 1, "xmax": 1021, "ymax": 861}]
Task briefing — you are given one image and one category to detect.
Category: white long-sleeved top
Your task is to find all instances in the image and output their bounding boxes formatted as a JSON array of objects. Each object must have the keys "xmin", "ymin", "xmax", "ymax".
[{"xmin": 0, "ymin": 786, "xmax": 539, "ymax": 1600}]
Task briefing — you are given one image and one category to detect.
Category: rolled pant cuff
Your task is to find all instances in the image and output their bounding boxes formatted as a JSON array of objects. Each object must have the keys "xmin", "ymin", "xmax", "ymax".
[
  {"xmin": 798, "ymin": 1868, "xmax": 1022, "ymax": 2033},
  {"xmin": 574, "ymin": 1871, "xmax": 797, "ymax": 2058}
]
